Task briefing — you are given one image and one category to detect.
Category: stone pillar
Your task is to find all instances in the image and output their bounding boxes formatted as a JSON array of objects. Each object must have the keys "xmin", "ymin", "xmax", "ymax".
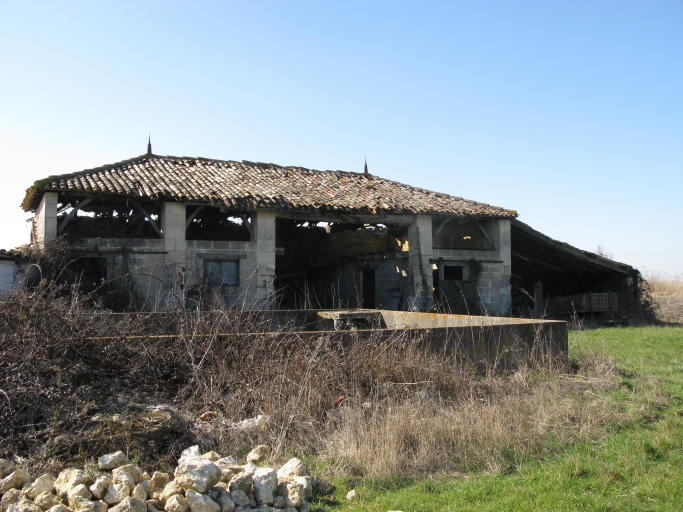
[
  {"xmin": 498, "ymin": 219, "xmax": 512, "ymax": 314},
  {"xmin": 161, "ymin": 202, "xmax": 186, "ymax": 309},
  {"xmin": 34, "ymin": 192, "xmax": 58, "ymax": 246},
  {"xmin": 161, "ymin": 202, "xmax": 186, "ymax": 264},
  {"xmin": 407, "ymin": 214, "xmax": 433, "ymax": 311},
  {"xmin": 253, "ymin": 209, "xmax": 277, "ymax": 309}
]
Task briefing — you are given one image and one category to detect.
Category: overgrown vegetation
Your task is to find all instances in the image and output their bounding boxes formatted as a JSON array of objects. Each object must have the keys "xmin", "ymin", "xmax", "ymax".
[
  {"xmin": 2, "ymin": 243, "xmax": 681, "ymax": 511},
  {"xmin": 643, "ymin": 270, "xmax": 683, "ymax": 324},
  {"xmin": 336, "ymin": 327, "xmax": 683, "ymax": 511}
]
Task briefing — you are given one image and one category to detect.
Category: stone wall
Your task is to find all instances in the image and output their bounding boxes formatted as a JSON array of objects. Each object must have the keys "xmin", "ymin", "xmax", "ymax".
[
  {"xmin": 35, "ymin": 198, "xmax": 512, "ymax": 314},
  {"xmin": 34, "ymin": 192, "xmax": 58, "ymax": 244},
  {"xmin": 432, "ymin": 219, "xmax": 512, "ymax": 315}
]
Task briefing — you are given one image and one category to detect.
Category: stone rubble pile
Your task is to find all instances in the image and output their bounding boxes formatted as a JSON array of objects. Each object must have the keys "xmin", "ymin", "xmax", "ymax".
[{"xmin": 0, "ymin": 446, "xmax": 336, "ymax": 512}]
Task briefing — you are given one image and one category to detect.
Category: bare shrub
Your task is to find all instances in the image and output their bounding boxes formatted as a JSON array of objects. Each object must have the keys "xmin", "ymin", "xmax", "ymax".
[{"xmin": 0, "ymin": 242, "xmax": 638, "ymax": 479}]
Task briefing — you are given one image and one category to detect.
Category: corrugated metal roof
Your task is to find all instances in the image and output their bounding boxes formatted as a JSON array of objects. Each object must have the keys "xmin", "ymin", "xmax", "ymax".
[{"xmin": 22, "ymin": 153, "xmax": 517, "ymax": 218}]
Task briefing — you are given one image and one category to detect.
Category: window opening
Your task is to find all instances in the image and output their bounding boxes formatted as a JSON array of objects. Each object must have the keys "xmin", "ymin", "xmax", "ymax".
[
  {"xmin": 205, "ymin": 260, "xmax": 239, "ymax": 295},
  {"xmin": 443, "ymin": 266, "xmax": 463, "ymax": 281}
]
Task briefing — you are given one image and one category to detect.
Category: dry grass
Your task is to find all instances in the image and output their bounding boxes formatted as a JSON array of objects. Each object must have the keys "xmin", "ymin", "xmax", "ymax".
[
  {"xmin": 321, "ymin": 360, "xmax": 621, "ymax": 479},
  {"xmin": 0, "ymin": 241, "xmax": 634, "ymax": 481},
  {"xmin": 643, "ymin": 270, "xmax": 683, "ymax": 324}
]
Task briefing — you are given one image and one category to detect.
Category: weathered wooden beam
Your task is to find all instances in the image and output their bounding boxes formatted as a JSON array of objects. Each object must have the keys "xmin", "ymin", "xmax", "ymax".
[
  {"xmin": 432, "ymin": 217, "xmax": 454, "ymax": 243},
  {"xmin": 57, "ymin": 198, "xmax": 94, "ymax": 234},
  {"xmin": 471, "ymin": 218, "xmax": 496, "ymax": 251},
  {"xmin": 237, "ymin": 212, "xmax": 254, "ymax": 240},
  {"xmin": 274, "ymin": 211, "xmax": 415, "ymax": 224},
  {"xmin": 129, "ymin": 199, "xmax": 162, "ymax": 238},
  {"xmin": 185, "ymin": 205, "xmax": 206, "ymax": 230}
]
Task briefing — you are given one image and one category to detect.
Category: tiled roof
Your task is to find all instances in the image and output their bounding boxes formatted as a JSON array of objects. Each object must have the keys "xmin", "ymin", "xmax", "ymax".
[{"xmin": 21, "ymin": 154, "xmax": 517, "ymax": 218}]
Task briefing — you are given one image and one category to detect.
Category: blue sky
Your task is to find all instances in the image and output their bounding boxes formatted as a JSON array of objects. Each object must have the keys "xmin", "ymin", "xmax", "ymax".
[{"xmin": 1, "ymin": 0, "xmax": 681, "ymax": 273}]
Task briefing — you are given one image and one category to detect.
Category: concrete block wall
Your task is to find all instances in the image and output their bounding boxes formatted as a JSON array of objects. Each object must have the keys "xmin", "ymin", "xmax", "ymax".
[
  {"xmin": 185, "ymin": 240, "xmax": 258, "ymax": 307},
  {"xmin": 332, "ymin": 256, "xmax": 409, "ymax": 310},
  {"xmin": 34, "ymin": 192, "xmax": 58, "ymax": 245},
  {"xmin": 432, "ymin": 218, "xmax": 512, "ymax": 315},
  {"xmin": 407, "ymin": 214, "xmax": 433, "ymax": 311},
  {"xmin": 375, "ymin": 257, "xmax": 409, "ymax": 309},
  {"xmin": 74, "ymin": 238, "xmax": 168, "ymax": 309},
  {"xmin": 161, "ymin": 202, "xmax": 186, "ymax": 265},
  {"xmin": 253, "ymin": 209, "xmax": 277, "ymax": 309},
  {"xmin": 160, "ymin": 202, "xmax": 187, "ymax": 308},
  {"xmin": 325, "ymin": 229, "xmax": 394, "ymax": 259},
  {"xmin": 66, "ymin": 205, "xmax": 511, "ymax": 315}
]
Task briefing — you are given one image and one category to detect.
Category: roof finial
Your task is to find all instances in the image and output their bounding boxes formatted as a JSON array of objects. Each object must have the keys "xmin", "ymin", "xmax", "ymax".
[
  {"xmin": 147, "ymin": 135, "xmax": 152, "ymax": 155},
  {"xmin": 364, "ymin": 158, "xmax": 368, "ymax": 175}
]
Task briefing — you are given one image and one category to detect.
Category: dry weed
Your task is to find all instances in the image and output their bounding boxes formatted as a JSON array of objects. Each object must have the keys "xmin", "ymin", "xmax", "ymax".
[
  {"xmin": 643, "ymin": 270, "xmax": 683, "ymax": 324},
  {"xmin": 0, "ymin": 242, "xmax": 636, "ymax": 480},
  {"xmin": 321, "ymin": 362, "xmax": 621, "ymax": 478}
]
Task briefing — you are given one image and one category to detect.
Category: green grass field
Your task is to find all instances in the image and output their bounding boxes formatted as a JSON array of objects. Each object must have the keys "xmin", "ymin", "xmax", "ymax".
[{"xmin": 316, "ymin": 327, "xmax": 683, "ymax": 512}]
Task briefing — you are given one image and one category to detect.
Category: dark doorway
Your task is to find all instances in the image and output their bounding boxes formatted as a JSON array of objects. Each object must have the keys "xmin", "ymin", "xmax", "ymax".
[{"xmin": 362, "ymin": 269, "xmax": 376, "ymax": 309}]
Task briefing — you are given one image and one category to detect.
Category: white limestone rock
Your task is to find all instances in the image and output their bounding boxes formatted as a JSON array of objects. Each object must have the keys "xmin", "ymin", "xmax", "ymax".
[
  {"xmin": 345, "ymin": 490, "xmax": 358, "ymax": 501},
  {"xmin": 227, "ymin": 491, "xmax": 248, "ymax": 509},
  {"xmin": 275, "ymin": 480, "xmax": 304, "ymax": 509},
  {"xmin": 245, "ymin": 446, "xmax": 270, "ymax": 465},
  {"xmin": 69, "ymin": 496, "xmax": 104, "ymax": 512},
  {"xmin": 235, "ymin": 415, "xmax": 268, "ymax": 433},
  {"xmin": 1, "ymin": 489, "xmax": 22, "ymax": 511},
  {"xmin": 296, "ymin": 477, "xmax": 312, "ymax": 500},
  {"xmin": 148, "ymin": 474, "xmax": 169, "ymax": 492},
  {"xmin": 199, "ymin": 453, "xmax": 220, "ymax": 463},
  {"xmin": 157, "ymin": 482, "xmax": 184, "ymax": 504},
  {"xmin": 207, "ymin": 489, "xmax": 233, "ymax": 512},
  {"xmin": 211, "ymin": 460, "xmax": 237, "ymax": 485},
  {"xmin": 33, "ymin": 492, "xmax": 60, "ymax": 512},
  {"xmin": 112, "ymin": 467, "xmax": 142, "ymax": 491},
  {"xmin": 177, "ymin": 447, "xmax": 200, "ymax": 464},
  {"xmin": 90, "ymin": 477, "xmax": 113, "ymax": 501},
  {"xmin": 174, "ymin": 460, "xmax": 221, "ymax": 495},
  {"xmin": 46, "ymin": 506, "xmax": 70, "ymax": 512},
  {"xmin": 7, "ymin": 499, "xmax": 42, "ymax": 512},
  {"xmin": 163, "ymin": 495, "xmax": 188, "ymax": 512},
  {"xmin": 108, "ymin": 498, "xmax": 146, "ymax": 512},
  {"xmin": 251, "ymin": 469, "xmax": 276, "ymax": 506},
  {"xmin": 226, "ymin": 472, "xmax": 251, "ymax": 495},
  {"xmin": 146, "ymin": 501, "xmax": 163, "ymax": 512},
  {"xmin": 131, "ymin": 485, "xmax": 147, "ymax": 501},
  {"xmin": 26, "ymin": 475, "xmax": 56, "ymax": 500},
  {"xmin": 112, "ymin": 475, "xmax": 134, "ymax": 494},
  {"xmin": 184, "ymin": 491, "xmax": 218, "ymax": 512},
  {"xmin": 1, "ymin": 470, "xmax": 31, "ymax": 494},
  {"xmin": 98, "ymin": 453, "xmax": 129, "ymax": 471},
  {"xmin": 104, "ymin": 484, "xmax": 130, "ymax": 505},
  {"xmin": 275, "ymin": 459, "xmax": 310, "ymax": 482},
  {"xmin": 68, "ymin": 485, "xmax": 92, "ymax": 503},
  {"xmin": 54, "ymin": 469, "xmax": 91, "ymax": 498}
]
